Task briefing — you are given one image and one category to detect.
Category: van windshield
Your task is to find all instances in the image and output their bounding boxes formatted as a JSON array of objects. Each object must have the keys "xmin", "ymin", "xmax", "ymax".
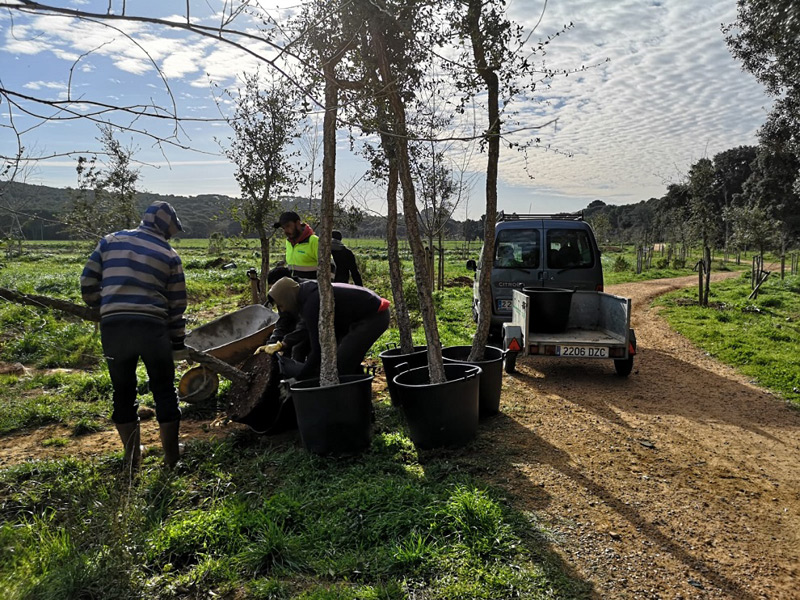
[{"xmin": 495, "ymin": 229, "xmax": 540, "ymax": 268}]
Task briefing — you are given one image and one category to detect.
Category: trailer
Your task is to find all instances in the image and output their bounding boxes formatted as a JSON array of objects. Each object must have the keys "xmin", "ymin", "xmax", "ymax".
[{"xmin": 502, "ymin": 288, "xmax": 636, "ymax": 376}]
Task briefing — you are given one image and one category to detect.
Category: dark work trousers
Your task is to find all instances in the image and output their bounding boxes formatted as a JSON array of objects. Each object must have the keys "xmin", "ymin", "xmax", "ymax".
[
  {"xmin": 336, "ymin": 309, "xmax": 391, "ymax": 375},
  {"xmin": 100, "ymin": 315, "xmax": 180, "ymax": 424}
]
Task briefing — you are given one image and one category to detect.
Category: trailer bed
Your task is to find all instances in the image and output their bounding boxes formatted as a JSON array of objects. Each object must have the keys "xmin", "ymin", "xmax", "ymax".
[{"xmin": 503, "ymin": 288, "xmax": 636, "ymax": 375}]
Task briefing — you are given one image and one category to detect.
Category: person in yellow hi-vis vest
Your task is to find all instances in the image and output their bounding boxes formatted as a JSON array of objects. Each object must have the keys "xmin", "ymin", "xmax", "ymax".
[{"xmin": 273, "ymin": 211, "xmax": 319, "ymax": 280}]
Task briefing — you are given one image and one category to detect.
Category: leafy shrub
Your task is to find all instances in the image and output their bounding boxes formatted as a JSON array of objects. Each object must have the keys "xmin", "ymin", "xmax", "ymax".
[
  {"xmin": 208, "ymin": 232, "xmax": 227, "ymax": 256},
  {"xmin": 612, "ymin": 256, "xmax": 631, "ymax": 272}
]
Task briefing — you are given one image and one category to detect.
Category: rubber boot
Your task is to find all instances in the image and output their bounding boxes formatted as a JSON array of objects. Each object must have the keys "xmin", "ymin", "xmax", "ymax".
[
  {"xmin": 159, "ymin": 420, "xmax": 181, "ymax": 469},
  {"xmin": 115, "ymin": 421, "xmax": 142, "ymax": 473}
]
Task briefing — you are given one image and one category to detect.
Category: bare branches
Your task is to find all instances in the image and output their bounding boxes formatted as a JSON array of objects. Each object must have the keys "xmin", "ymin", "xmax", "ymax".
[{"xmin": 2, "ymin": 0, "xmax": 319, "ymax": 104}]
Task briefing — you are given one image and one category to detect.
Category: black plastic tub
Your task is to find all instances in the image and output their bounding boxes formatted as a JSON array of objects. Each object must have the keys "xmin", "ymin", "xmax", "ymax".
[
  {"xmin": 290, "ymin": 374, "xmax": 374, "ymax": 455},
  {"xmin": 441, "ymin": 345, "xmax": 504, "ymax": 417},
  {"xmin": 523, "ymin": 287, "xmax": 575, "ymax": 333},
  {"xmin": 393, "ymin": 363, "xmax": 481, "ymax": 449},
  {"xmin": 378, "ymin": 345, "xmax": 428, "ymax": 405}
]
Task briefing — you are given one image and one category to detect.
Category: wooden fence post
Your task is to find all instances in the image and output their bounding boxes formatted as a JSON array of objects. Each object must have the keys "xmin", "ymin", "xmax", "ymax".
[{"xmin": 695, "ymin": 259, "xmax": 705, "ymax": 305}]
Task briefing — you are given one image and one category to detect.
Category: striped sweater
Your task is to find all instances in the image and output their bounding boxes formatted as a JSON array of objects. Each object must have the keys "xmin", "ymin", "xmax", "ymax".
[{"xmin": 80, "ymin": 202, "xmax": 187, "ymax": 347}]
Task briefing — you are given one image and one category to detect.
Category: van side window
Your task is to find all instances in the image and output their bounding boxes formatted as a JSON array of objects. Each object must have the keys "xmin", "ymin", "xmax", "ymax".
[
  {"xmin": 495, "ymin": 229, "xmax": 540, "ymax": 268},
  {"xmin": 546, "ymin": 229, "xmax": 594, "ymax": 269}
]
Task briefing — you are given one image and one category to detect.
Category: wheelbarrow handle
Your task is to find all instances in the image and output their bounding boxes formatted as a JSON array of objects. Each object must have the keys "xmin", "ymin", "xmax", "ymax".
[{"xmin": 187, "ymin": 349, "xmax": 250, "ymax": 384}]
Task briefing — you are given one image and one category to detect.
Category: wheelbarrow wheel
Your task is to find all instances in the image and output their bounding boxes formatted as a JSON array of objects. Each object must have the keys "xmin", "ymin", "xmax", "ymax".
[{"xmin": 178, "ymin": 366, "xmax": 220, "ymax": 403}]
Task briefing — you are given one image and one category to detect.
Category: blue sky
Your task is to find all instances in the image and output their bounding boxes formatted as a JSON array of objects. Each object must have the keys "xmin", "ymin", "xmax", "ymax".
[{"xmin": 1, "ymin": 0, "xmax": 771, "ymax": 219}]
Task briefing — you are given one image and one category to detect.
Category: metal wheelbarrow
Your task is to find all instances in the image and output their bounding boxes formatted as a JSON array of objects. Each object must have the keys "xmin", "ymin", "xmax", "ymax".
[{"xmin": 178, "ymin": 304, "xmax": 279, "ymax": 403}]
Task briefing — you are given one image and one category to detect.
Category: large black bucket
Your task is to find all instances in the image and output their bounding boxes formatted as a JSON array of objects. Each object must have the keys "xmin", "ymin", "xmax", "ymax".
[
  {"xmin": 290, "ymin": 374, "xmax": 374, "ymax": 455},
  {"xmin": 393, "ymin": 363, "xmax": 481, "ymax": 449},
  {"xmin": 378, "ymin": 345, "xmax": 428, "ymax": 405},
  {"xmin": 441, "ymin": 345, "xmax": 504, "ymax": 417},
  {"xmin": 523, "ymin": 287, "xmax": 575, "ymax": 333}
]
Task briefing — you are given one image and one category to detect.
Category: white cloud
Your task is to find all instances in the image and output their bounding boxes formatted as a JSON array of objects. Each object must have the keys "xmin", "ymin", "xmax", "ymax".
[
  {"xmin": 490, "ymin": 0, "xmax": 770, "ymax": 208},
  {"xmin": 0, "ymin": 0, "xmax": 773, "ymax": 211},
  {"xmin": 23, "ymin": 80, "xmax": 66, "ymax": 91}
]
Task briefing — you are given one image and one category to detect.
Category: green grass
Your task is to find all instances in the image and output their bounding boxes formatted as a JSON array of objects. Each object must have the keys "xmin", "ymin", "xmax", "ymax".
[
  {"xmin": 655, "ymin": 271, "xmax": 800, "ymax": 407},
  {"xmin": 0, "ymin": 414, "xmax": 590, "ymax": 599},
  {"xmin": 0, "ymin": 371, "xmax": 113, "ymax": 434}
]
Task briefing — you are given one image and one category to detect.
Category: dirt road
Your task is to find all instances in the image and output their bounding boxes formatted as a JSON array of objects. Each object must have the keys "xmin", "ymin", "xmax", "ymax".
[{"xmin": 478, "ymin": 273, "xmax": 800, "ymax": 599}]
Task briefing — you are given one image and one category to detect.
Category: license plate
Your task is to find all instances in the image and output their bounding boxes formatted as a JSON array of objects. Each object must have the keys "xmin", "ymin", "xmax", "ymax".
[
  {"xmin": 557, "ymin": 346, "xmax": 609, "ymax": 358},
  {"xmin": 497, "ymin": 299, "xmax": 513, "ymax": 311}
]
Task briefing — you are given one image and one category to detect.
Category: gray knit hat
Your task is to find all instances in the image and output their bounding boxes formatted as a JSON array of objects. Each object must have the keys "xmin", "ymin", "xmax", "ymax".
[{"xmin": 267, "ymin": 277, "xmax": 300, "ymax": 314}]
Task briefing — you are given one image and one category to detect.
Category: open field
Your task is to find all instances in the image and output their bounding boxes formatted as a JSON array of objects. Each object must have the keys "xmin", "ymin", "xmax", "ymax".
[{"xmin": 1, "ymin": 240, "xmax": 798, "ymax": 598}]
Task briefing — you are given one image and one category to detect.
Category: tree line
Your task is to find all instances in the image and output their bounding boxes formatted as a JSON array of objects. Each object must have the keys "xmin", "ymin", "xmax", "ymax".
[{"xmin": 585, "ymin": 144, "xmax": 800, "ymax": 259}]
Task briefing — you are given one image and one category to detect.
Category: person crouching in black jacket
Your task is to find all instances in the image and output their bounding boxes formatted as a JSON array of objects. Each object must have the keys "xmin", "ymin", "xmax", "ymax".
[{"xmin": 264, "ymin": 277, "xmax": 389, "ymax": 379}]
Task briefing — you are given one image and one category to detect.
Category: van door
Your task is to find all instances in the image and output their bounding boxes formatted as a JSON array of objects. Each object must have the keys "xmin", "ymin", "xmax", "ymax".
[
  {"xmin": 491, "ymin": 222, "xmax": 544, "ymax": 318},
  {"xmin": 543, "ymin": 227, "xmax": 602, "ymax": 290}
]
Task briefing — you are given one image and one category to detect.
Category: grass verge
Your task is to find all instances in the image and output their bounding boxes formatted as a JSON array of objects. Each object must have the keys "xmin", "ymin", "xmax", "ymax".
[{"xmin": 655, "ymin": 271, "xmax": 800, "ymax": 407}]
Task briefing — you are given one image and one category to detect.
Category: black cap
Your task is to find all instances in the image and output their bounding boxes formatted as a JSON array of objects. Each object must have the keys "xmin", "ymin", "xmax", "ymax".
[
  {"xmin": 331, "ymin": 230, "xmax": 342, "ymax": 240},
  {"xmin": 273, "ymin": 211, "xmax": 301, "ymax": 228}
]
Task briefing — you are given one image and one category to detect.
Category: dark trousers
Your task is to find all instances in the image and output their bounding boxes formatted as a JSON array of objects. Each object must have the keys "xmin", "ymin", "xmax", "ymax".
[
  {"xmin": 100, "ymin": 316, "xmax": 180, "ymax": 424},
  {"xmin": 337, "ymin": 309, "xmax": 391, "ymax": 375}
]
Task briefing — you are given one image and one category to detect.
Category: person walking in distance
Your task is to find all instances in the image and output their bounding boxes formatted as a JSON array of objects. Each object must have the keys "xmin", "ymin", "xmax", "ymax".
[
  {"xmin": 273, "ymin": 211, "xmax": 319, "ymax": 280},
  {"xmin": 81, "ymin": 201, "xmax": 188, "ymax": 472},
  {"xmin": 331, "ymin": 230, "xmax": 363, "ymax": 286}
]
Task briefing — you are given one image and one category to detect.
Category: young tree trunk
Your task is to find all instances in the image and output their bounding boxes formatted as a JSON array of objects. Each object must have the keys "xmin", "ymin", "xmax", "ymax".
[
  {"xmin": 384, "ymin": 157, "xmax": 414, "ymax": 353},
  {"xmin": 367, "ymin": 16, "xmax": 445, "ymax": 383},
  {"xmin": 465, "ymin": 1, "xmax": 500, "ymax": 363},
  {"xmin": 258, "ymin": 232, "xmax": 270, "ymax": 304},
  {"xmin": 780, "ymin": 240, "xmax": 786, "ymax": 279},
  {"xmin": 437, "ymin": 232, "xmax": 445, "ymax": 290},
  {"xmin": 697, "ymin": 258, "xmax": 705, "ymax": 306},
  {"xmin": 0, "ymin": 288, "xmax": 100, "ymax": 322},
  {"xmin": 703, "ymin": 245, "xmax": 711, "ymax": 306},
  {"xmin": 317, "ymin": 65, "xmax": 340, "ymax": 387}
]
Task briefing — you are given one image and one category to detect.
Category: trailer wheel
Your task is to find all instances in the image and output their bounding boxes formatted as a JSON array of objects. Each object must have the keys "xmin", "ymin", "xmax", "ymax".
[
  {"xmin": 504, "ymin": 352, "xmax": 518, "ymax": 374},
  {"xmin": 614, "ymin": 357, "xmax": 634, "ymax": 377}
]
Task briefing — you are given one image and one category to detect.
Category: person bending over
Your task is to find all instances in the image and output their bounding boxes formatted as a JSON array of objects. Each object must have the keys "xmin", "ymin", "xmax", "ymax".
[{"xmin": 263, "ymin": 277, "xmax": 390, "ymax": 379}]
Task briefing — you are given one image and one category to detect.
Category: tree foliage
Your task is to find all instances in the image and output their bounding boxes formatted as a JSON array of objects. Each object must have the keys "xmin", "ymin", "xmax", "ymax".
[
  {"xmin": 220, "ymin": 72, "xmax": 304, "ymax": 301},
  {"xmin": 64, "ymin": 126, "xmax": 140, "ymax": 240},
  {"xmin": 737, "ymin": 145, "xmax": 800, "ymax": 253},
  {"xmin": 725, "ymin": 1, "xmax": 800, "ymax": 182}
]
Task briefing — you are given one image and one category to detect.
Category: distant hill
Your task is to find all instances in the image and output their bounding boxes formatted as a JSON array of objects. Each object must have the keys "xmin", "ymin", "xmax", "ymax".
[
  {"xmin": 1, "ymin": 181, "xmax": 643, "ymax": 243},
  {"xmin": 0, "ymin": 181, "xmax": 477, "ymax": 241},
  {"xmin": 0, "ymin": 181, "xmax": 242, "ymax": 240},
  {"xmin": 0, "ymin": 183, "xmax": 354, "ymax": 240}
]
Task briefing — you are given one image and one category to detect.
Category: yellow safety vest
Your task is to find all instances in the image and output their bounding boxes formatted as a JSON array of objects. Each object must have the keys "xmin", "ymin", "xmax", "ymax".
[{"xmin": 286, "ymin": 235, "xmax": 319, "ymax": 276}]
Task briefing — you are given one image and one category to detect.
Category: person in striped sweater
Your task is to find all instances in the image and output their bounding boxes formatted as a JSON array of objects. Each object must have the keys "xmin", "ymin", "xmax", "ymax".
[{"xmin": 81, "ymin": 201, "xmax": 187, "ymax": 471}]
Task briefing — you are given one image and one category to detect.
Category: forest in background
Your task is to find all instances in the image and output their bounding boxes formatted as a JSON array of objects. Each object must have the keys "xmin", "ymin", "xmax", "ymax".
[{"xmin": 6, "ymin": 154, "xmax": 797, "ymax": 255}]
